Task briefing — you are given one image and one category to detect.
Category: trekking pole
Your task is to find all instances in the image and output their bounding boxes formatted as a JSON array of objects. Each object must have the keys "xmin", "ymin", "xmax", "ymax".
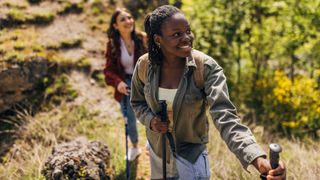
[
  {"xmin": 260, "ymin": 143, "xmax": 282, "ymax": 180},
  {"xmin": 125, "ymin": 117, "xmax": 129, "ymax": 179},
  {"xmin": 123, "ymin": 94, "xmax": 130, "ymax": 180},
  {"xmin": 158, "ymin": 100, "xmax": 167, "ymax": 180},
  {"xmin": 269, "ymin": 143, "xmax": 282, "ymax": 169}
]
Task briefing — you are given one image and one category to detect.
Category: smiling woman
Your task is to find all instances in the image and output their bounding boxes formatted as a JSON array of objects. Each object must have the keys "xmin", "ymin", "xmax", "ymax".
[
  {"xmin": 130, "ymin": 5, "xmax": 286, "ymax": 180},
  {"xmin": 103, "ymin": 8, "xmax": 147, "ymax": 162}
]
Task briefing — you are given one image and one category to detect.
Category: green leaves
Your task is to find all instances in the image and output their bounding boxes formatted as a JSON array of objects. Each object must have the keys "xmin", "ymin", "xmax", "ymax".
[{"xmin": 181, "ymin": 0, "xmax": 320, "ymax": 138}]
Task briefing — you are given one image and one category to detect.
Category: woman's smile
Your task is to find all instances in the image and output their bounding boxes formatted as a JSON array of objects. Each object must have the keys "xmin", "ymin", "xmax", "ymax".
[{"xmin": 156, "ymin": 13, "xmax": 194, "ymax": 58}]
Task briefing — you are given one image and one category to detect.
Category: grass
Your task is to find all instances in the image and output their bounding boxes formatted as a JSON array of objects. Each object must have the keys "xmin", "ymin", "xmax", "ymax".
[
  {"xmin": 0, "ymin": 28, "xmax": 86, "ymax": 69},
  {"xmin": 58, "ymin": 1, "xmax": 84, "ymax": 15},
  {"xmin": 207, "ymin": 120, "xmax": 320, "ymax": 180},
  {"xmin": 46, "ymin": 38, "xmax": 82, "ymax": 50},
  {"xmin": 3, "ymin": 9, "xmax": 55, "ymax": 28},
  {"xmin": 0, "ymin": 0, "xmax": 319, "ymax": 179},
  {"xmin": 28, "ymin": 13, "xmax": 55, "ymax": 25},
  {"xmin": 0, "ymin": 98, "xmax": 146, "ymax": 179},
  {"xmin": 0, "ymin": 95, "xmax": 319, "ymax": 179}
]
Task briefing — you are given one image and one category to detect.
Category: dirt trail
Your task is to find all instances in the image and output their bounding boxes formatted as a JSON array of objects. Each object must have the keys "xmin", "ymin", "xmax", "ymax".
[
  {"xmin": 40, "ymin": 4, "xmax": 152, "ymax": 179},
  {"xmin": 0, "ymin": 0, "xmax": 152, "ymax": 177},
  {"xmin": 68, "ymin": 70, "xmax": 151, "ymax": 179}
]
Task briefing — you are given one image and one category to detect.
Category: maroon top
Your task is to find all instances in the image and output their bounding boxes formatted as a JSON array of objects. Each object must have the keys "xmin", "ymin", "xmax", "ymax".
[{"xmin": 104, "ymin": 37, "xmax": 146, "ymax": 102}]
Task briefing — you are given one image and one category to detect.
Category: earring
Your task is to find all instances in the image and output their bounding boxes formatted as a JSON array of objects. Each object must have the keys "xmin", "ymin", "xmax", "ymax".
[{"xmin": 157, "ymin": 43, "xmax": 161, "ymax": 49}]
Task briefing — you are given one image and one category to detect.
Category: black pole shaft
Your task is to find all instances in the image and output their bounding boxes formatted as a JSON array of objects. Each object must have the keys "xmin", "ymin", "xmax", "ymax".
[
  {"xmin": 159, "ymin": 100, "xmax": 167, "ymax": 180},
  {"xmin": 125, "ymin": 121, "xmax": 129, "ymax": 179},
  {"xmin": 123, "ymin": 95, "xmax": 130, "ymax": 179},
  {"xmin": 162, "ymin": 134, "xmax": 166, "ymax": 180}
]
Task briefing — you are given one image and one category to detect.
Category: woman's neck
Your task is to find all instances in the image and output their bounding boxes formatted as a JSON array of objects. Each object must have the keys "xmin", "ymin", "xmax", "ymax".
[
  {"xmin": 162, "ymin": 56, "xmax": 185, "ymax": 68},
  {"xmin": 120, "ymin": 32, "xmax": 132, "ymax": 42}
]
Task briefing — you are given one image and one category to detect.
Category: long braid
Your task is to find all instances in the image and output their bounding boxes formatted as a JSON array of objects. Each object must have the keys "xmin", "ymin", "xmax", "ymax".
[{"xmin": 144, "ymin": 5, "xmax": 181, "ymax": 65}]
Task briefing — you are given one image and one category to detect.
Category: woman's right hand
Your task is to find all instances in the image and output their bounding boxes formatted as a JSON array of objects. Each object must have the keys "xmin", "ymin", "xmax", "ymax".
[
  {"xmin": 117, "ymin": 81, "xmax": 130, "ymax": 96},
  {"xmin": 150, "ymin": 116, "xmax": 168, "ymax": 133}
]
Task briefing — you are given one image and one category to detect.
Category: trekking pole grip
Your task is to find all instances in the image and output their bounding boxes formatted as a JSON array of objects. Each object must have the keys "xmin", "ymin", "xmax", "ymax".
[
  {"xmin": 260, "ymin": 143, "xmax": 282, "ymax": 180},
  {"xmin": 269, "ymin": 143, "xmax": 282, "ymax": 169}
]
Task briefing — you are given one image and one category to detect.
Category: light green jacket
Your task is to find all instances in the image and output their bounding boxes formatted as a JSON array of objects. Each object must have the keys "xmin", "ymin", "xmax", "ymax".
[{"xmin": 130, "ymin": 49, "xmax": 266, "ymax": 169}]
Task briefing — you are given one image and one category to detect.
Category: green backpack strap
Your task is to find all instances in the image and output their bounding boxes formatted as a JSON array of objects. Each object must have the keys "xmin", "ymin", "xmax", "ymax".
[
  {"xmin": 192, "ymin": 50, "xmax": 205, "ymax": 90},
  {"xmin": 137, "ymin": 53, "xmax": 150, "ymax": 84}
]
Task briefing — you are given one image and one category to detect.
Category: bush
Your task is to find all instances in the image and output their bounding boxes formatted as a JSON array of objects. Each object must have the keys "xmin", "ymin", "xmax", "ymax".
[
  {"xmin": 28, "ymin": 13, "xmax": 55, "ymax": 24},
  {"xmin": 58, "ymin": 2, "xmax": 84, "ymax": 15},
  {"xmin": 44, "ymin": 74, "xmax": 78, "ymax": 105},
  {"xmin": 256, "ymin": 70, "xmax": 320, "ymax": 138}
]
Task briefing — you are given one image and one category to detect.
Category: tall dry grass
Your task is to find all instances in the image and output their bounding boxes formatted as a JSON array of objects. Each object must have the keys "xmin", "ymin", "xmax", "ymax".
[
  {"xmin": 207, "ymin": 120, "xmax": 320, "ymax": 180},
  {"xmin": 0, "ymin": 103, "xmax": 319, "ymax": 179}
]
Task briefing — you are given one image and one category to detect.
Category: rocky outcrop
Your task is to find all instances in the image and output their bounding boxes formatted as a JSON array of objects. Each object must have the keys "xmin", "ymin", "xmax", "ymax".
[
  {"xmin": 42, "ymin": 137, "xmax": 112, "ymax": 180},
  {"xmin": 0, "ymin": 58, "xmax": 49, "ymax": 113}
]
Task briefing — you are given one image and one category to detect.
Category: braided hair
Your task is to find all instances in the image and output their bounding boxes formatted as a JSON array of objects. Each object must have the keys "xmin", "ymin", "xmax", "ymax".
[{"xmin": 144, "ymin": 5, "xmax": 181, "ymax": 65}]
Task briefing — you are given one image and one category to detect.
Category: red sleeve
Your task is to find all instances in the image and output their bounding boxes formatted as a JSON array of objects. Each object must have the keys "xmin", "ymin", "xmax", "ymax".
[{"xmin": 103, "ymin": 41, "xmax": 122, "ymax": 88}]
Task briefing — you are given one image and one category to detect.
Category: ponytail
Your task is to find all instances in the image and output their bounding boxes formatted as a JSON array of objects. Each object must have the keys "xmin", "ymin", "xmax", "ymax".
[
  {"xmin": 144, "ymin": 5, "xmax": 180, "ymax": 65},
  {"xmin": 144, "ymin": 14, "xmax": 162, "ymax": 65}
]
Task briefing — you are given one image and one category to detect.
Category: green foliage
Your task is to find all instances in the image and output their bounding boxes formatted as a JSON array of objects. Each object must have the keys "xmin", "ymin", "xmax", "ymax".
[
  {"xmin": 60, "ymin": 39, "xmax": 82, "ymax": 49},
  {"xmin": 91, "ymin": 70, "xmax": 106, "ymax": 87},
  {"xmin": 90, "ymin": 0, "xmax": 105, "ymax": 15},
  {"xmin": 58, "ymin": 2, "xmax": 84, "ymax": 15},
  {"xmin": 3, "ymin": 51, "xmax": 26, "ymax": 63},
  {"xmin": 3, "ymin": 9, "xmax": 54, "ymax": 27},
  {"xmin": 182, "ymin": 0, "xmax": 320, "ymax": 138},
  {"xmin": 255, "ymin": 70, "xmax": 320, "ymax": 138},
  {"xmin": 29, "ymin": 13, "xmax": 55, "ymax": 24},
  {"xmin": 7, "ymin": 9, "xmax": 26, "ymax": 24},
  {"xmin": 46, "ymin": 38, "xmax": 82, "ymax": 50},
  {"xmin": 44, "ymin": 74, "xmax": 78, "ymax": 106},
  {"xmin": 31, "ymin": 44, "xmax": 44, "ymax": 52},
  {"xmin": 123, "ymin": 0, "xmax": 169, "ymax": 19},
  {"xmin": 13, "ymin": 42, "xmax": 25, "ymax": 51},
  {"xmin": 78, "ymin": 57, "xmax": 91, "ymax": 69}
]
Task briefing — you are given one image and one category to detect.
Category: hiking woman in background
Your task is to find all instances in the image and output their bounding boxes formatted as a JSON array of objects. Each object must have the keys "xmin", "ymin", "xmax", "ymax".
[
  {"xmin": 130, "ymin": 5, "xmax": 286, "ymax": 179},
  {"xmin": 104, "ymin": 8, "xmax": 147, "ymax": 161}
]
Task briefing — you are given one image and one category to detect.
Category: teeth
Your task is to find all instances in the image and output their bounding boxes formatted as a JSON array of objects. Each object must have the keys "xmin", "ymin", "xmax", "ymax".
[{"xmin": 179, "ymin": 45, "xmax": 190, "ymax": 48}]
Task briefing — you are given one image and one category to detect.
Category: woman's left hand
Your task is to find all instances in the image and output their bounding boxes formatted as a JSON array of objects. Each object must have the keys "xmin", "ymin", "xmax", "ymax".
[
  {"xmin": 117, "ymin": 81, "xmax": 130, "ymax": 96},
  {"xmin": 253, "ymin": 157, "xmax": 286, "ymax": 180}
]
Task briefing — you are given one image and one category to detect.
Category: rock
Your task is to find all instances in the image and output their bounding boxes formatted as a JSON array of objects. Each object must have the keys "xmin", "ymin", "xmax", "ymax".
[
  {"xmin": 0, "ymin": 58, "xmax": 48, "ymax": 113},
  {"xmin": 42, "ymin": 137, "xmax": 112, "ymax": 180}
]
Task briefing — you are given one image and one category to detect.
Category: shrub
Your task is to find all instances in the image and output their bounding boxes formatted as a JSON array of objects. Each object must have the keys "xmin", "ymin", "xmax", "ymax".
[
  {"xmin": 28, "ymin": 13, "xmax": 55, "ymax": 24},
  {"xmin": 44, "ymin": 74, "xmax": 78, "ymax": 105},
  {"xmin": 58, "ymin": 2, "xmax": 84, "ymax": 15},
  {"xmin": 256, "ymin": 70, "xmax": 320, "ymax": 138},
  {"xmin": 7, "ymin": 9, "xmax": 26, "ymax": 25}
]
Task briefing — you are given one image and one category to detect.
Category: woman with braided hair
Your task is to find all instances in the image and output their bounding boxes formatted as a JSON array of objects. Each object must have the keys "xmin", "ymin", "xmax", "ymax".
[
  {"xmin": 104, "ymin": 8, "xmax": 147, "ymax": 161},
  {"xmin": 131, "ymin": 5, "xmax": 286, "ymax": 180}
]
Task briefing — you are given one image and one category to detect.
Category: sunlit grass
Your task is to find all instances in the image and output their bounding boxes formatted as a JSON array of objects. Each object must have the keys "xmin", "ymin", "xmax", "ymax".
[
  {"xmin": 0, "ymin": 96, "xmax": 148, "ymax": 179},
  {"xmin": 0, "ymin": 99, "xmax": 319, "ymax": 179}
]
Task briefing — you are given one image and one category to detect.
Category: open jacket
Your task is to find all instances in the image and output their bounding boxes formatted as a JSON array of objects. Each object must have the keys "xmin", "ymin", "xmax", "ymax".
[
  {"xmin": 130, "ymin": 49, "xmax": 266, "ymax": 169},
  {"xmin": 104, "ymin": 38, "xmax": 146, "ymax": 102}
]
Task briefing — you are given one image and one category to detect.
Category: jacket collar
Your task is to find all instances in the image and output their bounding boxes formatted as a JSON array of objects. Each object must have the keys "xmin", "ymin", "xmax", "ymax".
[{"xmin": 186, "ymin": 49, "xmax": 197, "ymax": 72}]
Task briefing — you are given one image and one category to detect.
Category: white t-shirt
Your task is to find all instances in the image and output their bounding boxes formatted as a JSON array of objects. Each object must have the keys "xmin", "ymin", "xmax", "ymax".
[{"xmin": 120, "ymin": 38, "xmax": 134, "ymax": 74}]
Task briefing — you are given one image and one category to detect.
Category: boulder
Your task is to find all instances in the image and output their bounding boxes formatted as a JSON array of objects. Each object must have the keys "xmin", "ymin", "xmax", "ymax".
[
  {"xmin": 42, "ymin": 137, "xmax": 112, "ymax": 180},
  {"xmin": 0, "ymin": 58, "xmax": 48, "ymax": 113}
]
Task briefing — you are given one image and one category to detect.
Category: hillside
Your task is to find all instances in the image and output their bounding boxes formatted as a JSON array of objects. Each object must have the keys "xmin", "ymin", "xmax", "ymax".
[{"xmin": 0, "ymin": 0, "xmax": 319, "ymax": 179}]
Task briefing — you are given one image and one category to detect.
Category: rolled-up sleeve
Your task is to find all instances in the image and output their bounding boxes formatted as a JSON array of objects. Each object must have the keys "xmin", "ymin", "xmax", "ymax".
[
  {"xmin": 130, "ymin": 59, "xmax": 155, "ymax": 130},
  {"xmin": 204, "ymin": 58, "xmax": 266, "ymax": 169}
]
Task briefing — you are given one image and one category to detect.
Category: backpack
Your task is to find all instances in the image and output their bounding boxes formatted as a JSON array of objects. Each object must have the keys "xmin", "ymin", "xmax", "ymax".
[{"xmin": 138, "ymin": 50, "xmax": 205, "ymax": 89}]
